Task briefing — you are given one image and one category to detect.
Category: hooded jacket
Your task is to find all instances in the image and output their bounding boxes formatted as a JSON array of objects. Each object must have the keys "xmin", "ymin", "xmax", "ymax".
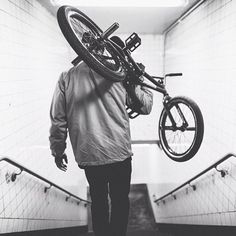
[{"xmin": 49, "ymin": 62, "xmax": 153, "ymax": 167}]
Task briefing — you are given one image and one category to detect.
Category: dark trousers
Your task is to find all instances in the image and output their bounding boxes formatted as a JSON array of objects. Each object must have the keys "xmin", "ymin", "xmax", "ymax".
[{"xmin": 84, "ymin": 157, "xmax": 132, "ymax": 236}]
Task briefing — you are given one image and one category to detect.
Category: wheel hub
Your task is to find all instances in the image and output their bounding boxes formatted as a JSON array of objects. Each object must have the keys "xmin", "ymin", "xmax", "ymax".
[{"xmin": 82, "ymin": 32, "xmax": 104, "ymax": 53}]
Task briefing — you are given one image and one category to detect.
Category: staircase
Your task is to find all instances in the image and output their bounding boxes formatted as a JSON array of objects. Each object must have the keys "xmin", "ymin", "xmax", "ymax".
[
  {"xmin": 128, "ymin": 184, "xmax": 157, "ymax": 234},
  {"xmin": 84, "ymin": 184, "xmax": 160, "ymax": 236}
]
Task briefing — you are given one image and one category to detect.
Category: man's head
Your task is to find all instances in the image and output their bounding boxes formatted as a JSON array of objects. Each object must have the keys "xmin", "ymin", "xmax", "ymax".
[{"xmin": 110, "ymin": 36, "xmax": 125, "ymax": 49}]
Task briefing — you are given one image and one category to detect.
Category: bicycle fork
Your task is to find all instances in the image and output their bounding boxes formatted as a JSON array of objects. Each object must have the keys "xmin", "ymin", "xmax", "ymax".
[{"xmin": 162, "ymin": 96, "xmax": 189, "ymax": 131}]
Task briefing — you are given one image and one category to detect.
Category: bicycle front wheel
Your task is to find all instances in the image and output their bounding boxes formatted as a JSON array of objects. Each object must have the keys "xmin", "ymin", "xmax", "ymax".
[
  {"xmin": 159, "ymin": 96, "xmax": 204, "ymax": 162},
  {"xmin": 57, "ymin": 6, "xmax": 126, "ymax": 82}
]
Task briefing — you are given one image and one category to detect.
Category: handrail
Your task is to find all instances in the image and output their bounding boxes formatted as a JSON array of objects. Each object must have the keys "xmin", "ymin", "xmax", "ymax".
[
  {"xmin": 0, "ymin": 157, "xmax": 90, "ymax": 204},
  {"xmin": 154, "ymin": 153, "xmax": 236, "ymax": 203}
]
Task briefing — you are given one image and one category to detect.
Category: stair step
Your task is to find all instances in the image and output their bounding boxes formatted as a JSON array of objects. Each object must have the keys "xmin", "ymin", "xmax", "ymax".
[
  {"xmin": 83, "ymin": 230, "xmax": 158, "ymax": 235},
  {"xmin": 85, "ymin": 184, "xmax": 158, "ymax": 235},
  {"xmin": 127, "ymin": 230, "xmax": 158, "ymax": 236},
  {"xmin": 128, "ymin": 184, "xmax": 157, "ymax": 231}
]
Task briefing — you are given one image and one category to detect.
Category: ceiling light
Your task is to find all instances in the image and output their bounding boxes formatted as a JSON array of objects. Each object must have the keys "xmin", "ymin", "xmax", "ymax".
[{"xmin": 51, "ymin": 0, "xmax": 189, "ymax": 8}]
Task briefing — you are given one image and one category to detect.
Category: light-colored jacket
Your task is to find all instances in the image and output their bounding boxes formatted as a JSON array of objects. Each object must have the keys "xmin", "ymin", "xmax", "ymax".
[{"xmin": 49, "ymin": 62, "xmax": 153, "ymax": 167}]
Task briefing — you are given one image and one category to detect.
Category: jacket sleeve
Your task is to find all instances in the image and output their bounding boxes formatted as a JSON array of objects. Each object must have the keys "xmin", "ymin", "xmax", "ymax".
[
  {"xmin": 133, "ymin": 85, "xmax": 153, "ymax": 114},
  {"xmin": 126, "ymin": 83, "xmax": 153, "ymax": 115},
  {"xmin": 49, "ymin": 72, "xmax": 68, "ymax": 157}
]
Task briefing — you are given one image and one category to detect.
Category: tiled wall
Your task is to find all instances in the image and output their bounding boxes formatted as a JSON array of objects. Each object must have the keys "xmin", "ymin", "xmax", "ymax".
[
  {"xmin": 149, "ymin": 0, "xmax": 236, "ymax": 226},
  {"xmin": 152, "ymin": 0, "xmax": 236, "ymax": 185},
  {"xmin": 0, "ymin": 160, "xmax": 88, "ymax": 233},
  {"xmin": 164, "ymin": 0, "xmax": 236, "ymax": 170},
  {"xmin": 0, "ymin": 0, "xmax": 87, "ymax": 232},
  {"xmin": 151, "ymin": 154, "xmax": 236, "ymax": 226}
]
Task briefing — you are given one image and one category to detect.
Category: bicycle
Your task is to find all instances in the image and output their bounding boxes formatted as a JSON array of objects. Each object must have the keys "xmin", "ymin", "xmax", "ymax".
[{"xmin": 56, "ymin": 6, "xmax": 204, "ymax": 162}]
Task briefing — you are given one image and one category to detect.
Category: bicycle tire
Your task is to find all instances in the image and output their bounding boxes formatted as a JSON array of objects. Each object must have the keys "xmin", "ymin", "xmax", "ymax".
[
  {"xmin": 57, "ymin": 6, "xmax": 126, "ymax": 82},
  {"xmin": 159, "ymin": 96, "xmax": 204, "ymax": 162}
]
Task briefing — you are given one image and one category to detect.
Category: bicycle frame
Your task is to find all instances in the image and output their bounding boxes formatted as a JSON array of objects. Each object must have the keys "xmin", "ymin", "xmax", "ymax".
[
  {"xmin": 101, "ymin": 23, "xmax": 183, "ymax": 93},
  {"xmin": 72, "ymin": 22, "xmax": 183, "ymax": 123},
  {"xmin": 108, "ymin": 40, "xmax": 168, "ymax": 94},
  {"xmin": 107, "ymin": 30, "xmax": 185, "ymax": 125}
]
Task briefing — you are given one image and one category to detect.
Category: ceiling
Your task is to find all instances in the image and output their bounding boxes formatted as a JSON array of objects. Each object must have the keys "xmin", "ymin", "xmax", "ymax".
[{"xmin": 39, "ymin": 0, "xmax": 200, "ymax": 34}]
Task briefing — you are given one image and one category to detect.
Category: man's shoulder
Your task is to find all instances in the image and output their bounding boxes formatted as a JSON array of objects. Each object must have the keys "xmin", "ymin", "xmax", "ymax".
[
  {"xmin": 60, "ymin": 61, "xmax": 89, "ymax": 79},
  {"xmin": 70, "ymin": 61, "xmax": 89, "ymax": 72},
  {"xmin": 59, "ymin": 62, "xmax": 93, "ymax": 89},
  {"xmin": 63, "ymin": 61, "xmax": 90, "ymax": 79}
]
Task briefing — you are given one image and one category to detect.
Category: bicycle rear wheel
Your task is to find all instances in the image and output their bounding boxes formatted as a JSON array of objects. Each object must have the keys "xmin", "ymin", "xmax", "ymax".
[
  {"xmin": 159, "ymin": 96, "xmax": 204, "ymax": 162},
  {"xmin": 57, "ymin": 6, "xmax": 126, "ymax": 82}
]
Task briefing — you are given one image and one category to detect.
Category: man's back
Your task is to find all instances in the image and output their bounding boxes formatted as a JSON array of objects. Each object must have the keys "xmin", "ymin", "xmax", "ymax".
[{"xmin": 51, "ymin": 62, "xmax": 133, "ymax": 167}]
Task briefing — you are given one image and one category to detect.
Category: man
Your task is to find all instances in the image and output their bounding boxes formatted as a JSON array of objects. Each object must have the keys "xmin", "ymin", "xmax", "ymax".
[{"xmin": 49, "ymin": 36, "xmax": 153, "ymax": 236}]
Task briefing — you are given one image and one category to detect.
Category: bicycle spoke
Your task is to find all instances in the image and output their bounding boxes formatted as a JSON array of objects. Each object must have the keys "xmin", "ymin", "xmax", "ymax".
[
  {"xmin": 162, "ymin": 101, "xmax": 197, "ymax": 156},
  {"xmin": 95, "ymin": 54, "xmax": 114, "ymax": 66},
  {"xmin": 58, "ymin": 6, "xmax": 126, "ymax": 82},
  {"xmin": 71, "ymin": 17, "xmax": 92, "ymax": 35},
  {"xmin": 182, "ymin": 132, "xmax": 193, "ymax": 149},
  {"xmin": 94, "ymin": 50, "xmax": 117, "ymax": 70},
  {"xmin": 78, "ymin": 21, "xmax": 90, "ymax": 32},
  {"xmin": 70, "ymin": 17, "xmax": 118, "ymax": 69},
  {"xmin": 70, "ymin": 18, "xmax": 85, "ymax": 37},
  {"xmin": 99, "ymin": 55, "xmax": 114, "ymax": 60},
  {"xmin": 103, "ymin": 49, "xmax": 116, "ymax": 63}
]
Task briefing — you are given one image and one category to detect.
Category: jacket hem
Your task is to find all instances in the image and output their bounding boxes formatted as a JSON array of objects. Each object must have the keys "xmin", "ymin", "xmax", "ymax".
[{"xmin": 77, "ymin": 154, "xmax": 133, "ymax": 168}]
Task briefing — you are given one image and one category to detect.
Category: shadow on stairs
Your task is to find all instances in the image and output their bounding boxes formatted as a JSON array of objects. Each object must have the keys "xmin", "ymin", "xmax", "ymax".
[{"xmin": 84, "ymin": 184, "xmax": 168, "ymax": 236}]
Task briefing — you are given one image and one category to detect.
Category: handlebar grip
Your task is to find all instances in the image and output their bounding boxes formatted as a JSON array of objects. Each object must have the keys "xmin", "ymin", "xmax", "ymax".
[
  {"xmin": 101, "ymin": 23, "xmax": 119, "ymax": 39},
  {"xmin": 165, "ymin": 73, "xmax": 183, "ymax": 77}
]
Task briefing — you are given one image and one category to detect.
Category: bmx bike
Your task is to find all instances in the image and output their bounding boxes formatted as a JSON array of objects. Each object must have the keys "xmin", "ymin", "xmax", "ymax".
[{"xmin": 57, "ymin": 6, "xmax": 204, "ymax": 162}]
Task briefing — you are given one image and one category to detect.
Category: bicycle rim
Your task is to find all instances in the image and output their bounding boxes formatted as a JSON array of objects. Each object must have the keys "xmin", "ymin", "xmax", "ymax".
[
  {"xmin": 66, "ymin": 10, "xmax": 124, "ymax": 73},
  {"xmin": 159, "ymin": 100, "xmax": 198, "ymax": 160}
]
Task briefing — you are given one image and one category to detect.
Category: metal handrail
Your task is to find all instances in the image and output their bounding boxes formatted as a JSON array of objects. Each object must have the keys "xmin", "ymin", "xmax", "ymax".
[
  {"xmin": 154, "ymin": 153, "xmax": 236, "ymax": 203},
  {"xmin": 0, "ymin": 157, "xmax": 90, "ymax": 204}
]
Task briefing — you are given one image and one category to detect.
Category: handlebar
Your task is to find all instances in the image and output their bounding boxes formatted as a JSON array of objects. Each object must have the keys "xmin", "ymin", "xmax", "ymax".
[
  {"xmin": 101, "ymin": 23, "xmax": 119, "ymax": 39},
  {"xmin": 151, "ymin": 73, "xmax": 182, "ymax": 81},
  {"xmin": 165, "ymin": 73, "xmax": 183, "ymax": 77}
]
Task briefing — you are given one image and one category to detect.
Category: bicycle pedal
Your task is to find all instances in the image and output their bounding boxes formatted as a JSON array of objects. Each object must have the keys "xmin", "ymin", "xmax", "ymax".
[
  {"xmin": 125, "ymin": 33, "xmax": 141, "ymax": 52},
  {"xmin": 126, "ymin": 106, "xmax": 140, "ymax": 119}
]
